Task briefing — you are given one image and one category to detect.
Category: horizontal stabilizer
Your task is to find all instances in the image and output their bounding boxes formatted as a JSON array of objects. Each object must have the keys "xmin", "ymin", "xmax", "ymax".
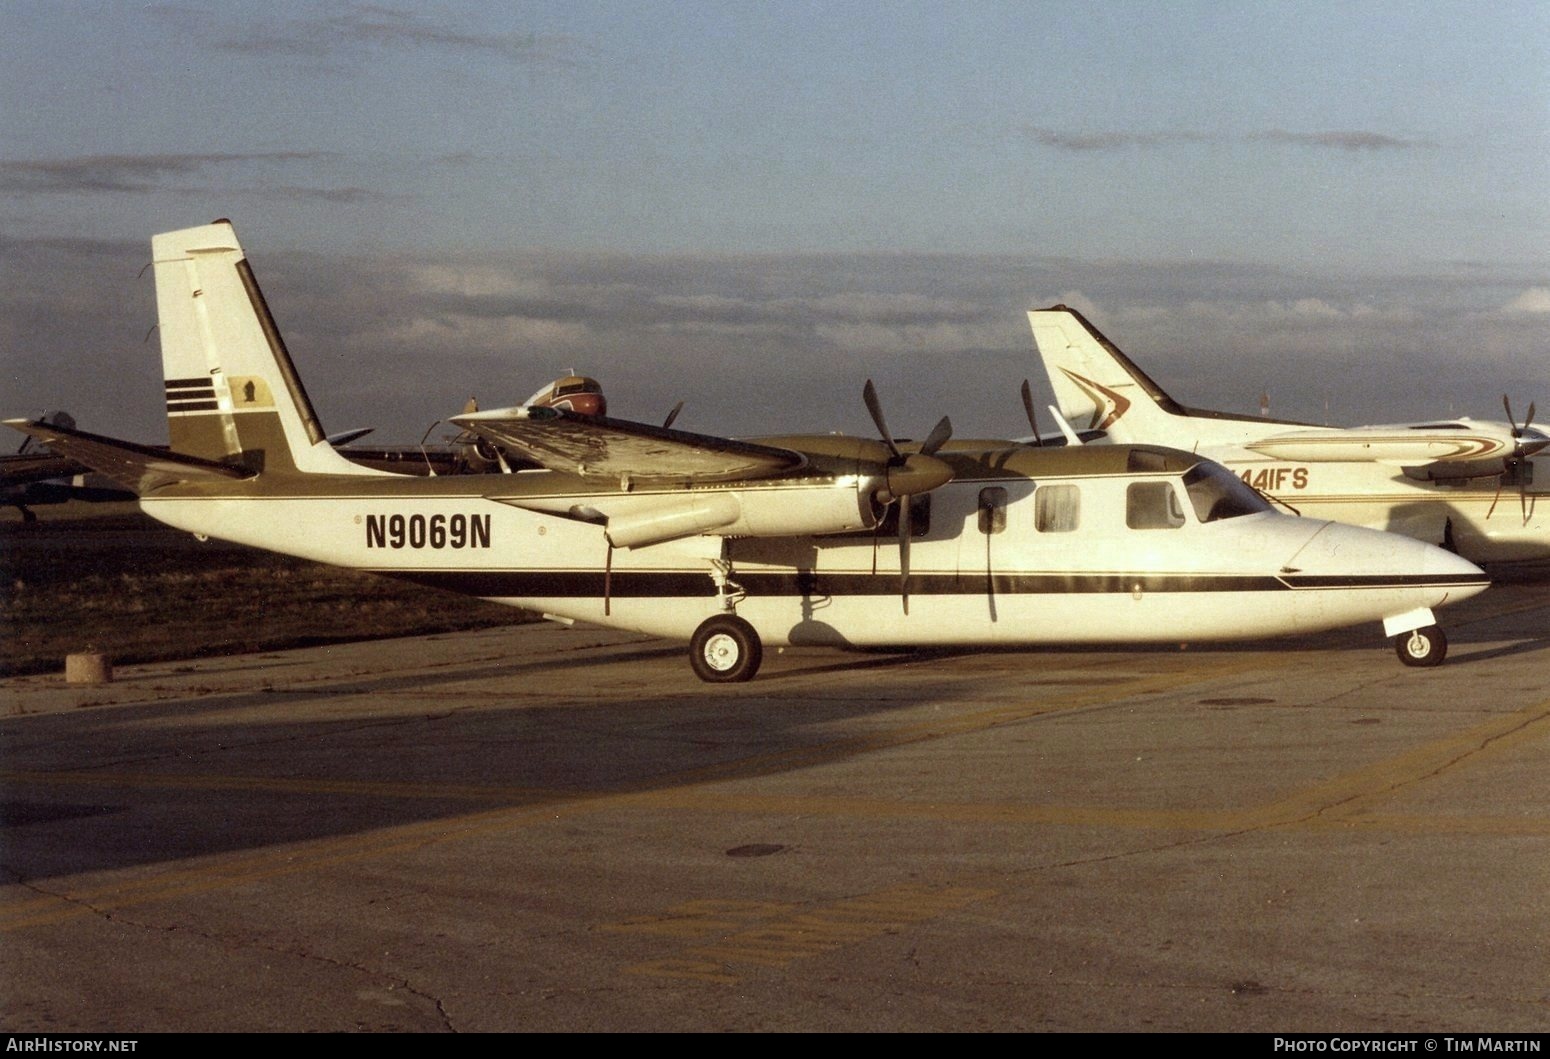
[
  {"xmin": 3, "ymin": 418, "xmax": 254, "ymax": 495},
  {"xmin": 453, "ymin": 406, "xmax": 807, "ymax": 483}
]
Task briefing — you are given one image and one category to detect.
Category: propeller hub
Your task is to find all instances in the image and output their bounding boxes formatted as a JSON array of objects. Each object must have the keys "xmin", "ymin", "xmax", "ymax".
[{"xmin": 877, "ymin": 453, "xmax": 953, "ymax": 505}]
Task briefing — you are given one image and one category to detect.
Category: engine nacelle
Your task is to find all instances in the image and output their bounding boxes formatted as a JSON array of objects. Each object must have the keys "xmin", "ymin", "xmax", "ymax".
[
  {"xmin": 1401, "ymin": 458, "xmax": 1507, "ymax": 483},
  {"xmin": 602, "ymin": 484, "xmax": 880, "ymax": 548}
]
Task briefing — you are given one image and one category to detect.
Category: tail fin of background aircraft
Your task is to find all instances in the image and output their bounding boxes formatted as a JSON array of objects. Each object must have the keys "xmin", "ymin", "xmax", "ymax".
[
  {"xmin": 1027, "ymin": 305, "xmax": 1322, "ymax": 450},
  {"xmin": 1026, "ymin": 305, "xmax": 1196, "ymax": 444},
  {"xmin": 153, "ymin": 220, "xmax": 378, "ymax": 476}
]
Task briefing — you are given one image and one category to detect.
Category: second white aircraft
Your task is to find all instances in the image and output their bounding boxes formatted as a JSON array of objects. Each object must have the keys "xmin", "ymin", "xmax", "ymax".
[{"xmin": 1029, "ymin": 306, "xmax": 1548, "ymax": 570}]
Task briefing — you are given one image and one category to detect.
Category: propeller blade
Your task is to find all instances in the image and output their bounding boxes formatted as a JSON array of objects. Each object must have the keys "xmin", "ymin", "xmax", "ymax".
[
  {"xmin": 1517, "ymin": 406, "xmax": 1534, "ymax": 523},
  {"xmin": 1021, "ymin": 380, "xmax": 1043, "ymax": 445},
  {"xmin": 662, "ymin": 401, "xmax": 684, "ymax": 430},
  {"xmin": 1503, "ymin": 394, "xmax": 1536, "ymax": 434},
  {"xmin": 898, "ymin": 501, "xmax": 911, "ymax": 615},
  {"xmin": 920, "ymin": 415, "xmax": 953, "ymax": 457},
  {"xmin": 862, "ymin": 379, "xmax": 901, "ymax": 459},
  {"xmin": 1505, "ymin": 395, "xmax": 1540, "ymax": 465},
  {"xmin": 1496, "ymin": 394, "xmax": 1538, "ymax": 523}
]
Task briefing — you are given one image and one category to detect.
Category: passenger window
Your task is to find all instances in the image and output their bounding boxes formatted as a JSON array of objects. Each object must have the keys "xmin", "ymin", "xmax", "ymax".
[
  {"xmin": 1127, "ymin": 482, "xmax": 1186, "ymax": 529},
  {"xmin": 978, "ymin": 487, "xmax": 1007, "ymax": 534},
  {"xmin": 1035, "ymin": 484, "xmax": 1079, "ymax": 532}
]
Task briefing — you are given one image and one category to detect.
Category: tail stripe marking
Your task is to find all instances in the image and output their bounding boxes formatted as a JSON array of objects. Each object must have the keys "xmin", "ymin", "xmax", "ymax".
[{"xmin": 165, "ymin": 378, "xmax": 219, "ymax": 414}]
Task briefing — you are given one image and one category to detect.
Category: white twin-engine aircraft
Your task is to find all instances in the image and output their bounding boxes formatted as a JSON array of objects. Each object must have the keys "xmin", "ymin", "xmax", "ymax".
[
  {"xmin": 1028, "ymin": 306, "xmax": 1548, "ymax": 569},
  {"xmin": 7, "ymin": 223, "xmax": 1490, "ymax": 681}
]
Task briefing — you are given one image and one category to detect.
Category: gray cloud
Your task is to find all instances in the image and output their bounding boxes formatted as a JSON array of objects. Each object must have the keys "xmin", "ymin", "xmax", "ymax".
[
  {"xmin": 1021, "ymin": 127, "xmax": 1212, "ymax": 151},
  {"xmin": 0, "ymin": 153, "xmax": 329, "ymax": 195},
  {"xmin": 1251, "ymin": 129, "xmax": 1430, "ymax": 150},
  {"xmin": 1021, "ymin": 126, "xmax": 1429, "ymax": 152},
  {"xmin": 152, "ymin": 3, "xmax": 593, "ymax": 68},
  {"xmin": 247, "ymin": 185, "xmax": 400, "ymax": 205}
]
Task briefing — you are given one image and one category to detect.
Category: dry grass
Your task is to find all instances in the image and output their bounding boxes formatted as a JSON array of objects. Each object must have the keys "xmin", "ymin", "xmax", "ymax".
[{"xmin": 1, "ymin": 502, "xmax": 533, "ymax": 677}]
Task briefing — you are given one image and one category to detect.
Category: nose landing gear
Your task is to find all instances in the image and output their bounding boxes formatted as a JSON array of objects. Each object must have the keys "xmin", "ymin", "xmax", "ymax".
[{"xmin": 1394, "ymin": 624, "xmax": 1447, "ymax": 667}]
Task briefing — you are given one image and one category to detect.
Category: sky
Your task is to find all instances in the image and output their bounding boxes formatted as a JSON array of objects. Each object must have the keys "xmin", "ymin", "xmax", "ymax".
[{"xmin": 2, "ymin": 0, "xmax": 1547, "ymax": 446}]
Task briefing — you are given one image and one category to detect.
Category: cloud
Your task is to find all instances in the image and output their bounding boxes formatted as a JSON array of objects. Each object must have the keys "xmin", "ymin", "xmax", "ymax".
[
  {"xmin": 1502, "ymin": 288, "xmax": 1550, "ymax": 314},
  {"xmin": 0, "ymin": 153, "xmax": 328, "ymax": 195},
  {"xmin": 5, "ymin": 235, "xmax": 1546, "ymax": 446},
  {"xmin": 1251, "ymin": 129, "xmax": 1430, "ymax": 151},
  {"xmin": 248, "ymin": 185, "xmax": 399, "ymax": 205},
  {"xmin": 152, "ymin": 3, "xmax": 593, "ymax": 68},
  {"xmin": 1020, "ymin": 127, "xmax": 1210, "ymax": 151},
  {"xmin": 1020, "ymin": 126, "xmax": 1429, "ymax": 152}
]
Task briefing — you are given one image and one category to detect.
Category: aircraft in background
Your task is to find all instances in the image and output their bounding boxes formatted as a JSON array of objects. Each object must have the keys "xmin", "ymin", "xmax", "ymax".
[
  {"xmin": 5, "ymin": 222, "xmax": 1490, "ymax": 677},
  {"xmin": 1, "ymin": 416, "xmax": 459, "ymax": 518},
  {"xmin": 1028, "ymin": 306, "xmax": 1548, "ymax": 569},
  {"xmin": 0, "ymin": 382, "xmax": 596, "ymax": 499},
  {"xmin": 1, "ymin": 413, "xmax": 137, "ymax": 520}
]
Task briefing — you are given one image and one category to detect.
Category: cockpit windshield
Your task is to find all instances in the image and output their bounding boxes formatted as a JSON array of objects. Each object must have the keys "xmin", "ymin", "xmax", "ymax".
[{"xmin": 1182, "ymin": 462, "xmax": 1272, "ymax": 522}]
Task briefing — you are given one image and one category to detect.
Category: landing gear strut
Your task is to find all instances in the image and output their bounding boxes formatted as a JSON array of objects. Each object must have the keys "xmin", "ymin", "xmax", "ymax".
[
  {"xmin": 690, "ymin": 614, "xmax": 762, "ymax": 683},
  {"xmin": 1394, "ymin": 625, "xmax": 1447, "ymax": 667}
]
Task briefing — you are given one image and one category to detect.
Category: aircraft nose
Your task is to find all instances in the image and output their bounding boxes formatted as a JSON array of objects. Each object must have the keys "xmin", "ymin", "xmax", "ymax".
[
  {"xmin": 1421, "ymin": 538, "xmax": 1490, "ymax": 585},
  {"xmin": 1287, "ymin": 520, "xmax": 1487, "ymax": 588}
]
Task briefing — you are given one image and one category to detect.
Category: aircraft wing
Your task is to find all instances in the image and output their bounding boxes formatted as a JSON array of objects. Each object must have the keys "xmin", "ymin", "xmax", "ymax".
[
  {"xmin": 451, "ymin": 406, "xmax": 808, "ymax": 483},
  {"xmin": 4, "ymin": 418, "xmax": 255, "ymax": 494}
]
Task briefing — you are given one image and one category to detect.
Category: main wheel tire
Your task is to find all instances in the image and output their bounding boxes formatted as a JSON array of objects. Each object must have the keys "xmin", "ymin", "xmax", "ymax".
[
  {"xmin": 1395, "ymin": 625, "xmax": 1447, "ymax": 667},
  {"xmin": 689, "ymin": 615, "xmax": 763, "ymax": 683}
]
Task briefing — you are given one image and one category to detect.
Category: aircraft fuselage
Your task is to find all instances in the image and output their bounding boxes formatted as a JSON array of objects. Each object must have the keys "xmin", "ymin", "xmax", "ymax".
[{"xmin": 140, "ymin": 444, "xmax": 1485, "ymax": 650}]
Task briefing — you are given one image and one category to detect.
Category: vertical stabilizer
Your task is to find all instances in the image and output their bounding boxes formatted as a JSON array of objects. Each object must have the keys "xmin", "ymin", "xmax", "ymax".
[
  {"xmin": 1026, "ymin": 306, "xmax": 1192, "ymax": 444},
  {"xmin": 154, "ymin": 220, "xmax": 379, "ymax": 476},
  {"xmin": 1027, "ymin": 306, "xmax": 1320, "ymax": 450}
]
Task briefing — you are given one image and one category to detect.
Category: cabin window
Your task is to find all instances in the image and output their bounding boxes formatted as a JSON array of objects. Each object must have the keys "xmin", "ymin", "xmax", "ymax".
[
  {"xmin": 1034, "ymin": 484, "xmax": 1080, "ymax": 532},
  {"xmin": 1182, "ymin": 463, "xmax": 1272, "ymax": 522},
  {"xmin": 1126, "ymin": 482, "xmax": 1186, "ymax": 529},
  {"xmin": 978, "ymin": 487, "xmax": 1007, "ymax": 534}
]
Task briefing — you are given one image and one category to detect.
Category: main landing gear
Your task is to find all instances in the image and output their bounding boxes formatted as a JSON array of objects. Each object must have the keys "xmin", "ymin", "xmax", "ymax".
[
  {"xmin": 690, "ymin": 614, "xmax": 763, "ymax": 683},
  {"xmin": 688, "ymin": 553, "xmax": 762, "ymax": 682},
  {"xmin": 1394, "ymin": 625, "xmax": 1447, "ymax": 667}
]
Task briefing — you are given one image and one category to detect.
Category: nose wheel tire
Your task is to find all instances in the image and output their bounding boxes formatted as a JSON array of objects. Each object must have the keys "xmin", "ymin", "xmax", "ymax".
[
  {"xmin": 690, "ymin": 615, "xmax": 763, "ymax": 683},
  {"xmin": 1394, "ymin": 625, "xmax": 1447, "ymax": 667}
]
